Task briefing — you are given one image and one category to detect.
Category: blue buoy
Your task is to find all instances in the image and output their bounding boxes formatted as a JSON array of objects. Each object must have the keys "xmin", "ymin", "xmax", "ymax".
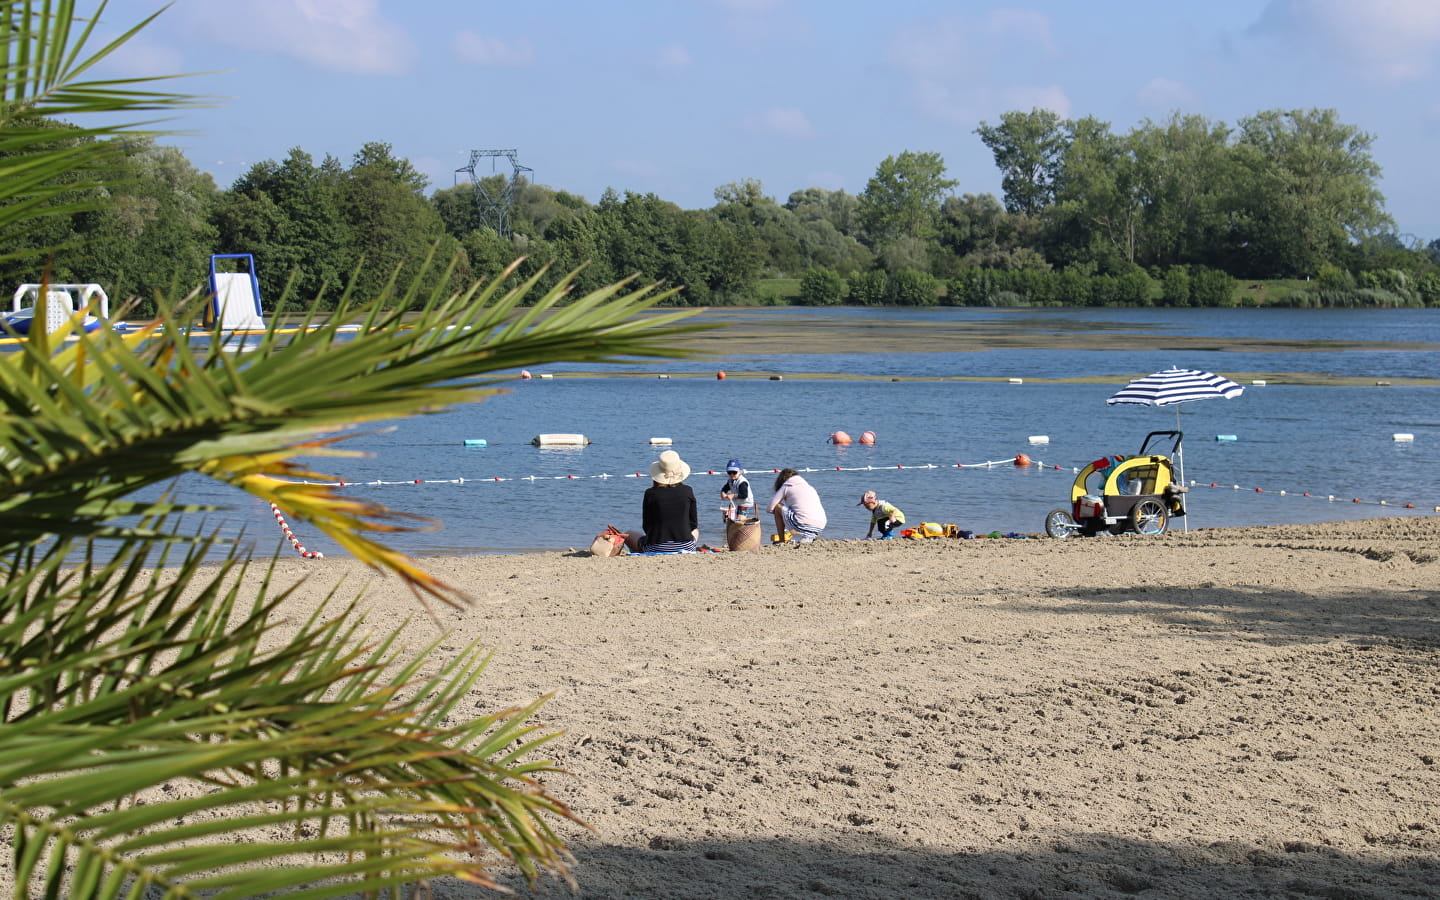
[{"xmin": 464, "ymin": 439, "xmax": 487, "ymax": 447}]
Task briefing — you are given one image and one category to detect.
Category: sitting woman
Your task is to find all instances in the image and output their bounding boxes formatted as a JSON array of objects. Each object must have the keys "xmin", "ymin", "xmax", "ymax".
[{"xmin": 624, "ymin": 450, "xmax": 700, "ymax": 553}]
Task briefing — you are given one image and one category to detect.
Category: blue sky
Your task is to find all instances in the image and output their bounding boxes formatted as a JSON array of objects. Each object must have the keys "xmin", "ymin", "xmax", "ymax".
[{"xmin": 99, "ymin": 0, "xmax": 1440, "ymax": 240}]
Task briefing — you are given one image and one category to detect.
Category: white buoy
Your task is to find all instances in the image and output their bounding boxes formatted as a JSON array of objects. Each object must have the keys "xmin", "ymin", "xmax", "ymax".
[
  {"xmin": 1252, "ymin": 379, "xmax": 1267, "ymax": 385},
  {"xmin": 533, "ymin": 433, "xmax": 589, "ymax": 446},
  {"xmin": 649, "ymin": 437, "xmax": 673, "ymax": 445},
  {"xmin": 1008, "ymin": 378, "xmax": 1024, "ymax": 384},
  {"xmin": 539, "ymin": 373, "xmax": 554, "ymax": 379},
  {"xmin": 1393, "ymin": 433, "xmax": 1415, "ymax": 442},
  {"xmin": 1216, "ymin": 434, "xmax": 1238, "ymax": 442},
  {"xmin": 1027, "ymin": 435, "xmax": 1050, "ymax": 444},
  {"xmin": 463, "ymin": 439, "xmax": 487, "ymax": 447},
  {"xmin": 657, "ymin": 374, "xmax": 670, "ymax": 379}
]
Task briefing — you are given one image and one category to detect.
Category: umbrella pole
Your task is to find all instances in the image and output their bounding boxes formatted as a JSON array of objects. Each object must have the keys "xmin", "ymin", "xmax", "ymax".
[{"xmin": 1176, "ymin": 406, "xmax": 1188, "ymax": 532}]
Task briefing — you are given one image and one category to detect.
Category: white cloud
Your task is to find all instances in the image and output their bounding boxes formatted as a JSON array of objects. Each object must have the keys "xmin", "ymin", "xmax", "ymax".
[
  {"xmin": 805, "ymin": 170, "xmax": 848, "ymax": 192},
  {"xmin": 742, "ymin": 106, "xmax": 815, "ymax": 139},
  {"xmin": 889, "ymin": 10, "xmax": 1063, "ymax": 123},
  {"xmin": 657, "ymin": 44, "xmax": 691, "ymax": 72},
  {"xmin": 181, "ymin": 0, "xmax": 413, "ymax": 75},
  {"xmin": 102, "ymin": 37, "xmax": 186, "ymax": 79},
  {"xmin": 1136, "ymin": 77, "xmax": 1196, "ymax": 109},
  {"xmin": 452, "ymin": 31, "xmax": 534, "ymax": 66},
  {"xmin": 1253, "ymin": 0, "xmax": 1440, "ymax": 81},
  {"xmin": 1000, "ymin": 85, "xmax": 1071, "ymax": 119},
  {"xmin": 985, "ymin": 9, "xmax": 1057, "ymax": 54}
]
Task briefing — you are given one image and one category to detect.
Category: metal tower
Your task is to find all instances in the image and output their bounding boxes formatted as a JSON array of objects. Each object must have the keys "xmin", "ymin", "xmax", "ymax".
[{"xmin": 455, "ymin": 149, "xmax": 533, "ymax": 237}]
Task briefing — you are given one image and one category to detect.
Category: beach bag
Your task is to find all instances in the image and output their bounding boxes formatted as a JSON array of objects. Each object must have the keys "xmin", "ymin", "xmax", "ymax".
[
  {"xmin": 725, "ymin": 517, "xmax": 761, "ymax": 552},
  {"xmin": 589, "ymin": 525, "xmax": 627, "ymax": 558}
]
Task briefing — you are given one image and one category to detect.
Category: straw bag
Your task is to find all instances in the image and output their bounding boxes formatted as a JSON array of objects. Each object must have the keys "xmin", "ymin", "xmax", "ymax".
[
  {"xmin": 589, "ymin": 525, "xmax": 627, "ymax": 557},
  {"xmin": 725, "ymin": 517, "xmax": 761, "ymax": 552}
]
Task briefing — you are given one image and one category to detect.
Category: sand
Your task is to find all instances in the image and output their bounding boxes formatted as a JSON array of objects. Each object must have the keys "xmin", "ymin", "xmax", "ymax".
[{"xmin": 244, "ymin": 515, "xmax": 1440, "ymax": 899}]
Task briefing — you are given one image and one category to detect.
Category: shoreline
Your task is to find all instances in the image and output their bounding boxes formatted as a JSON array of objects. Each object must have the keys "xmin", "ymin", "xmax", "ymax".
[{"xmin": 261, "ymin": 515, "xmax": 1439, "ymax": 898}]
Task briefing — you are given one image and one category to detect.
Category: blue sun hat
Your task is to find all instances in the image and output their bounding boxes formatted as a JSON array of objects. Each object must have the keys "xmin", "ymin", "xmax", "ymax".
[{"xmin": 726, "ymin": 458, "xmax": 743, "ymax": 473}]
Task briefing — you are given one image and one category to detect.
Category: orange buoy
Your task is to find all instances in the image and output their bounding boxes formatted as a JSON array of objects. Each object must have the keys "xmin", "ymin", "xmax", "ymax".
[
  {"xmin": 830, "ymin": 431, "xmax": 853, "ymax": 445},
  {"xmin": 1014, "ymin": 453, "xmax": 1032, "ymax": 467},
  {"xmin": 858, "ymin": 431, "xmax": 876, "ymax": 445},
  {"xmin": 716, "ymin": 370, "xmax": 727, "ymax": 380},
  {"xmin": 520, "ymin": 369, "xmax": 532, "ymax": 380}
]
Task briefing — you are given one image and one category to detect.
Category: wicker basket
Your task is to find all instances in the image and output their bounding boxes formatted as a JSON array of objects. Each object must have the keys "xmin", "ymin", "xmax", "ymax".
[{"xmin": 725, "ymin": 519, "xmax": 762, "ymax": 552}]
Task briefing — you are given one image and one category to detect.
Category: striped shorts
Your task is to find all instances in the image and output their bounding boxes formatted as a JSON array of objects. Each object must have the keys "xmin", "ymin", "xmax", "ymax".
[{"xmin": 640, "ymin": 538, "xmax": 697, "ymax": 554}]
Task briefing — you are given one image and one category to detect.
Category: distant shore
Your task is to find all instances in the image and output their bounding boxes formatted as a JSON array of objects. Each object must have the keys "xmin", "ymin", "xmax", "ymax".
[{"xmin": 258, "ymin": 515, "xmax": 1439, "ymax": 899}]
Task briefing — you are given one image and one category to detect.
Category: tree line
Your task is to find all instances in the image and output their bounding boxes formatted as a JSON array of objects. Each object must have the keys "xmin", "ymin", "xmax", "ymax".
[{"xmin": 6, "ymin": 107, "xmax": 1439, "ymax": 313}]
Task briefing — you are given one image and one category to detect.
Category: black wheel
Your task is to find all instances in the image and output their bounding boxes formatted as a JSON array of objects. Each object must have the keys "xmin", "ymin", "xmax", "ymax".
[
  {"xmin": 1128, "ymin": 498, "xmax": 1168, "ymax": 535},
  {"xmin": 1044, "ymin": 508, "xmax": 1077, "ymax": 538}
]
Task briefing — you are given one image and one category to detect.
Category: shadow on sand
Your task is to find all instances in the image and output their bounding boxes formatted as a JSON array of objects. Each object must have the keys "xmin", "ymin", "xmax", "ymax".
[{"xmin": 414, "ymin": 830, "xmax": 1435, "ymax": 899}]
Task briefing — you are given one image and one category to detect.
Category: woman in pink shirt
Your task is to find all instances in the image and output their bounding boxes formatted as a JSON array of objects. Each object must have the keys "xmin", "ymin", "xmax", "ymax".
[{"xmin": 768, "ymin": 468, "xmax": 827, "ymax": 543}]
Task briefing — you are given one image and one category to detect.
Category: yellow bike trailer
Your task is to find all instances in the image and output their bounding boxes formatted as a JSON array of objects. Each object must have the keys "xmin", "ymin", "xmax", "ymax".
[{"xmin": 1044, "ymin": 431, "xmax": 1188, "ymax": 538}]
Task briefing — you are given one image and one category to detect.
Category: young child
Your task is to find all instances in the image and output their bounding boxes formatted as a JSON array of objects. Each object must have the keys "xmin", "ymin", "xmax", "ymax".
[
  {"xmin": 720, "ymin": 459, "xmax": 753, "ymax": 521},
  {"xmin": 858, "ymin": 490, "xmax": 905, "ymax": 539}
]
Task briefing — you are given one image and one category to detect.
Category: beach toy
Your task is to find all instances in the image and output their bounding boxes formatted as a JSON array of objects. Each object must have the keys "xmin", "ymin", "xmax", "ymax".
[{"xmin": 830, "ymin": 431, "xmax": 852, "ymax": 445}]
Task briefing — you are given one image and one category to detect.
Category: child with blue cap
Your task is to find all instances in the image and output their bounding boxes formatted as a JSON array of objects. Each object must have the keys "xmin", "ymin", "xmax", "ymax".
[{"xmin": 720, "ymin": 459, "xmax": 754, "ymax": 521}]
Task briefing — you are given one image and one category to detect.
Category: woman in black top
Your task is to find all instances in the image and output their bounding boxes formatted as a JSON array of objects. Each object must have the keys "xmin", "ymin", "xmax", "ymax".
[{"xmin": 624, "ymin": 450, "xmax": 699, "ymax": 553}]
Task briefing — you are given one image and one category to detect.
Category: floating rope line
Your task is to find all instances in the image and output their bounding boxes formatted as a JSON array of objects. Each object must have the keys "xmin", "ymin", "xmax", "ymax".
[
  {"xmin": 271, "ymin": 503, "xmax": 323, "ymax": 558},
  {"xmin": 1183, "ymin": 480, "xmax": 1440, "ymax": 512},
  {"xmin": 263, "ymin": 458, "xmax": 1439, "ymax": 515},
  {"xmin": 277, "ymin": 457, "xmax": 1064, "ymax": 488}
]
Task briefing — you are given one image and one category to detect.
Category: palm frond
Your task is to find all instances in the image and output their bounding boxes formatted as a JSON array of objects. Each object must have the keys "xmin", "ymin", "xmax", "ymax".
[
  {"xmin": 1, "ymin": 528, "xmax": 578, "ymax": 897},
  {"xmin": 0, "ymin": 253, "xmax": 711, "ymax": 604}
]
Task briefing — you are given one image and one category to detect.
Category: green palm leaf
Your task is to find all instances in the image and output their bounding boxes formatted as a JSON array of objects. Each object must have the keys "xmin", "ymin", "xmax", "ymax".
[{"xmin": 0, "ymin": 3, "xmax": 712, "ymax": 895}]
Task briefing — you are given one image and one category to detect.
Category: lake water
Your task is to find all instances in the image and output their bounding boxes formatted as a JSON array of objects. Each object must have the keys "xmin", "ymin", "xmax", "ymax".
[{"xmin": 184, "ymin": 306, "xmax": 1440, "ymax": 558}]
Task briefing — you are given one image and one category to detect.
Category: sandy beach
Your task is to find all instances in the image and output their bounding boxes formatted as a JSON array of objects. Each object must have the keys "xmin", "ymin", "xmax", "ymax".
[{"xmin": 267, "ymin": 516, "xmax": 1440, "ymax": 899}]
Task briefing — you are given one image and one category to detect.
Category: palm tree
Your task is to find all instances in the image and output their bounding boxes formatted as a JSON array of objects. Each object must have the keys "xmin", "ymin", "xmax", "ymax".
[{"xmin": 0, "ymin": 3, "xmax": 702, "ymax": 896}]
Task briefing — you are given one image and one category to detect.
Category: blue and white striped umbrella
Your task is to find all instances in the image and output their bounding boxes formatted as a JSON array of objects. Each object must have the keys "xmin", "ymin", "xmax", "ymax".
[
  {"xmin": 1107, "ymin": 367, "xmax": 1244, "ymax": 409},
  {"xmin": 1107, "ymin": 368, "xmax": 1242, "ymax": 531}
]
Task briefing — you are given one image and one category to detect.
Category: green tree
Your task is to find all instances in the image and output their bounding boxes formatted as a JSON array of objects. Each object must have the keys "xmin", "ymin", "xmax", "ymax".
[
  {"xmin": 215, "ymin": 148, "xmax": 351, "ymax": 308},
  {"xmin": 798, "ymin": 266, "xmax": 845, "ymax": 305},
  {"xmin": 1125, "ymin": 113, "xmax": 1235, "ymax": 269},
  {"xmin": 0, "ymin": 3, "xmax": 704, "ymax": 895},
  {"xmin": 974, "ymin": 108, "xmax": 1067, "ymax": 215},
  {"xmin": 888, "ymin": 268, "xmax": 939, "ymax": 306},
  {"xmin": 855, "ymin": 151, "xmax": 957, "ymax": 247},
  {"xmin": 847, "ymin": 269, "xmax": 889, "ymax": 305},
  {"xmin": 1160, "ymin": 266, "xmax": 1192, "ymax": 306},
  {"xmin": 1231, "ymin": 108, "xmax": 1392, "ymax": 277},
  {"xmin": 1190, "ymin": 265, "xmax": 1237, "ymax": 306},
  {"xmin": 339, "ymin": 141, "xmax": 462, "ymax": 302},
  {"xmin": 1050, "ymin": 116, "xmax": 1142, "ymax": 270}
]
